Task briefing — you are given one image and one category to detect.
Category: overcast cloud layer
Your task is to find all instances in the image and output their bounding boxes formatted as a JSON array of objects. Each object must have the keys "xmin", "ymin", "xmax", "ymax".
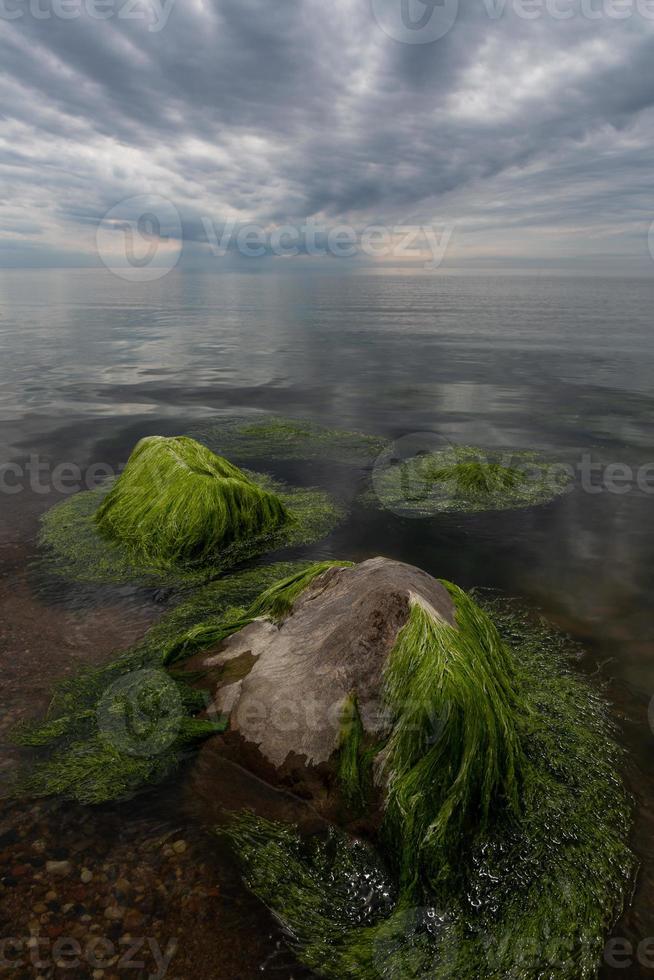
[{"xmin": 2, "ymin": 0, "xmax": 654, "ymax": 273}]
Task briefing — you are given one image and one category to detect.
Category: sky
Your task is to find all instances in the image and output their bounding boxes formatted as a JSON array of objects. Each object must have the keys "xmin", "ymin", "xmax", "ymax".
[{"xmin": 2, "ymin": 0, "xmax": 654, "ymax": 274}]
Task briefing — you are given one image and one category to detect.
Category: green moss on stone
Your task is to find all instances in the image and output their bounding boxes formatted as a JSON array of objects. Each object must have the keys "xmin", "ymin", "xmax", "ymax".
[
  {"xmin": 380, "ymin": 590, "xmax": 527, "ymax": 892},
  {"xmin": 337, "ymin": 693, "xmax": 368, "ymax": 810},
  {"xmin": 38, "ymin": 461, "xmax": 343, "ymax": 588},
  {"xmin": 222, "ymin": 587, "xmax": 635, "ymax": 979},
  {"xmin": 247, "ymin": 560, "xmax": 353, "ymax": 622},
  {"xmin": 94, "ymin": 435, "xmax": 290, "ymax": 569},
  {"xmin": 370, "ymin": 445, "xmax": 572, "ymax": 516}
]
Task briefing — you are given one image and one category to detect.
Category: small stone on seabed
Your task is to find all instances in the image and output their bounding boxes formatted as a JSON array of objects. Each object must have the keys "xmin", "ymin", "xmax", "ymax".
[
  {"xmin": 46, "ymin": 860, "xmax": 72, "ymax": 877},
  {"xmin": 104, "ymin": 906, "xmax": 124, "ymax": 921},
  {"xmin": 172, "ymin": 840, "xmax": 187, "ymax": 854},
  {"xmin": 80, "ymin": 868, "xmax": 93, "ymax": 883}
]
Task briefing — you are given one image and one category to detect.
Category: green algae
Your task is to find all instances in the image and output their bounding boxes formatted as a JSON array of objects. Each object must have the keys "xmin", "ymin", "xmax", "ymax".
[
  {"xmin": 247, "ymin": 559, "xmax": 353, "ymax": 621},
  {"xmin": 222, "ymin": 587, "xmax": 635, "ymax": 979},
  {"xmin": 14, "ymin": 671, "xmax": 223, "ymax": 805},
  {"xmin": 162, "ymin": 561, "xmax": 353, "ymax": 665},
  {"xmin": 370, "ymin": 444, "xmax": 572, "ymax": 516},
  {"xmin": 221, "ymin": 814, "xmax": 399, "ymax": 965},
  {"xmin": 190, "ymin": 415, "xmax": 387, "ymax": 464},
  {"xmin": 380, "ymin": 590, "xmax": 527, "ymax": 893},
  {"xmin": 95, "ymin": 436, "xmax": 290, "ymax": 569},
  {"xmin": 12, "ymin": 561, "xmax": 350, "ymax": 804},
  {"xmin": 38, "ymin": 466, "xmax": 342, "ymax": 589},
  {"xmin": 337, "ymin": 693, "xmax": 370, "ymax": 810}
]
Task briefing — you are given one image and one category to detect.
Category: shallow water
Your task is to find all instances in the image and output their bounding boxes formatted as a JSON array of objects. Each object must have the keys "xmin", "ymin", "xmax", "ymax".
[{"xmin": 1, "ymin": 269, "xmax": 654, "ymax": 977}]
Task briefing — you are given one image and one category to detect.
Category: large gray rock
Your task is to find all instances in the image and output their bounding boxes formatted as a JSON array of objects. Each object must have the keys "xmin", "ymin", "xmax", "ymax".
[{"xmin": 184, "ymin": 557, "xmax": 454, "ymax": 824}]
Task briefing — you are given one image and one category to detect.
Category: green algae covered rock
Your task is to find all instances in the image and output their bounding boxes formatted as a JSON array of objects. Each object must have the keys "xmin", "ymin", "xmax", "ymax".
[
  {"xmin": 181, "ymin": 558, "xmax": 634, "ymax": 980},
  {"xmin": 370, "ymin": 444, "xmax": 572, "ymax": 516},
  {"xmin": 14, "ymin": 554, "xmax": 636, "ymax": 977},
  {"xmin": 94, "ymin": 435, "xmax": 289, "ymax": 568},
  {"xmin": 38, "ymin": 437, "xmax": 343, "ymax": 587}
]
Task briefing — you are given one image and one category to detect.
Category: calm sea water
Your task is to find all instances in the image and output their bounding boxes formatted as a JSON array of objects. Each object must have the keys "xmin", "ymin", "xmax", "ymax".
[{"xmin": 1, "ymin": 269, "xmax": 653, "ymax": 976}]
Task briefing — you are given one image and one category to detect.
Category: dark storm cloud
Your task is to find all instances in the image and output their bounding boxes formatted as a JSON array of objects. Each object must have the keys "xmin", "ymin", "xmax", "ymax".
[{"xmin": 1, "ymin": 0, "xmax": 654, "ymax": 270}]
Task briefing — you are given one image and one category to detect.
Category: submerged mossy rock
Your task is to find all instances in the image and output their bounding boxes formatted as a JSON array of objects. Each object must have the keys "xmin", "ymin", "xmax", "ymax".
[
  {"xmin": 95, "ymin": 435, "xmax": 289, "ymax": 568},
  {"xmin": 190, "ymin": 415, "xmax": 387, "ymax": 464},
  {"xmin": 370, "ymin": 444, "xmax": 572, "ymax": 516},
  {"xmin": 180, "ymin": 558, "xmax": 635, "ymax": 979}
]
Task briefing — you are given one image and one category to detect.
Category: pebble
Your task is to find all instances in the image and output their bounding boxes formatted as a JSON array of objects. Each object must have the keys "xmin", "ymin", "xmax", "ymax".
[
  {"xmin": 104, "ymin": 905, "xmax": 124, "ymax": 921},
  {"xmin": 46, "ymin": 860, "xmax": 72, "ymax": 877},
  {"xmin": 80, "ymin": 868, "xmax": 93, "ymax": 883},
  {"xmin": 172, "ymin": 840, "xmax": 187, "ymax": 854},
  {"xmin": 123, "ymin": 908, "xmax": 145, "ymax": 931}
]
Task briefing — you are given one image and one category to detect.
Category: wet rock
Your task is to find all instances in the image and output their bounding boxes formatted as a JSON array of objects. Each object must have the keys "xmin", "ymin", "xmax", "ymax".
[{"xmin": 187, "ymin": 557, "xmax": 455, "ymax": 825}]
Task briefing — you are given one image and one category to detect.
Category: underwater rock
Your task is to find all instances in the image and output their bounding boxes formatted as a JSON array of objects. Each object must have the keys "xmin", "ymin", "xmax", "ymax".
[
  {"xmin": 95, "ymin": 435, "xmax": 289, "ymax": 568},
  {"xmin": 190, "ymin": 415, "xmax": 387, "ymax": 464},
  {"xmin": 369, "ymin": 443, "xmax": 572, "ymax": 516}
]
